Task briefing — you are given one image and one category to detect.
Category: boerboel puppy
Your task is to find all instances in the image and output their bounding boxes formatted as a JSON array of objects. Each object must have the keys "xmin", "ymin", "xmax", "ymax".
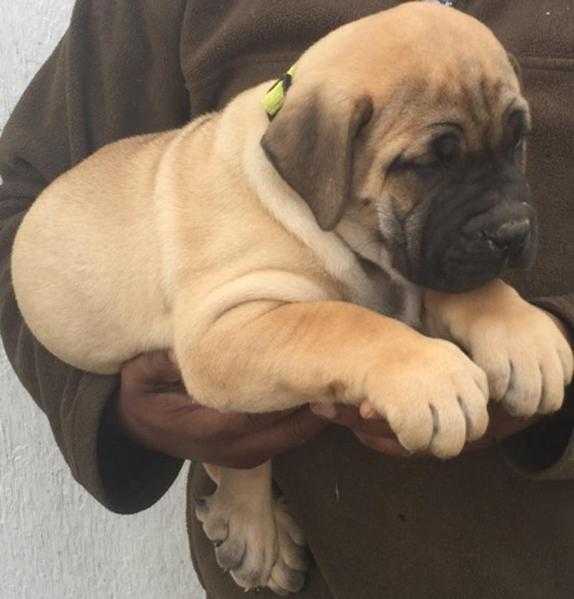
[{"xmin": 12, "ymin": 2, "xmax": 573, "ymax": 594}]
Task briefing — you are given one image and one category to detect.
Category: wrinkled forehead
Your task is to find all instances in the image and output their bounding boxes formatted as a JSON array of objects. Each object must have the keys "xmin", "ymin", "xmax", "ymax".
[
  {"xmin": 386, "ymin": 60, "xmax": 526, "ymax": 140},
  {"xmin": 353, "ymin": 39, "xmax": 526, "ymax": 150},
  {"xmin": 292, "ymin": 4, "xmax": 527, "ymax": 147}
]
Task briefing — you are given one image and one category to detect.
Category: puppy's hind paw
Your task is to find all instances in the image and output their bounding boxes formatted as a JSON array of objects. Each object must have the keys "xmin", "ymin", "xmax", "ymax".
[
  {"xmin": 265, "ymin": 497, "xmax": 308, "ymax": 596},
  {"xmin": 196, "ymin": 491, "xmax": 308, "ymax": 595}
]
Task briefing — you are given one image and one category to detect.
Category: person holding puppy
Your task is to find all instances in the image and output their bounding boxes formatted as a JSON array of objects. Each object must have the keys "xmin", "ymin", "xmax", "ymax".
[{"xmin": 1, "ymin": 1, "xmax": 573, "ymax": 597}]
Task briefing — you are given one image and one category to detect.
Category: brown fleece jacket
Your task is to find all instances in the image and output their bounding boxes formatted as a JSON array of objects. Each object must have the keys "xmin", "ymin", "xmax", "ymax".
[{"xmin": 0, "ymin": 1, "xmax": 573, "ymax": 597}]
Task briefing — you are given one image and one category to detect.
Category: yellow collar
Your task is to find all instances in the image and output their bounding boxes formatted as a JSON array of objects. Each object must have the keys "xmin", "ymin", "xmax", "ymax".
[{"xmin": 262, "ymin": 66, "xmax": 296, "ymax": 119}]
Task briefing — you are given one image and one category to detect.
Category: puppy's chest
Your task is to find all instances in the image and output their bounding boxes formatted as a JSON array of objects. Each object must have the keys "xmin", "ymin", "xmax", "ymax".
[{"xmin": 350, "ymin": 258, "xmax": 423, "ymax": 330}]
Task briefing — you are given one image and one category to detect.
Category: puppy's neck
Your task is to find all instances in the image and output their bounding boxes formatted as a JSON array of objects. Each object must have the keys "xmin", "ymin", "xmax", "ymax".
[
  {"xmin": 336, "ymin": 214, "xmax": 422, "ymax": 327},
  {"xmin": 219, "ymin": 85, "xmax": 422, "ymax": 327}
]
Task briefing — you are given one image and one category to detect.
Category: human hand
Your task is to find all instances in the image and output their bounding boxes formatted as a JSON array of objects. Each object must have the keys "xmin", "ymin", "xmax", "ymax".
[
  {"xmin": 311, "ymin": 402, "xmax": 539, "ymax": 457},
  {"xmin": 115, "ymin": 351, "xmax": 327, "ymax": 468},
  {"xmin": 311, "ymin": 403, "xmax": 408, "ymax": 456}
]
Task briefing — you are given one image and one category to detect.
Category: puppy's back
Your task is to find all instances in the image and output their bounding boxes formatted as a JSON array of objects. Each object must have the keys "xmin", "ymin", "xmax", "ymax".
[{"xmin": 11, "ymin": 130, "xmax": 180, "ymax": 373}]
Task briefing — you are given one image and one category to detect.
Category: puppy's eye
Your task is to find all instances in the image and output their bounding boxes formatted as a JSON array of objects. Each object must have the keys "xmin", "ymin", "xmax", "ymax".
[
  {"xmin": 388, "ymin": 134, "xmax": 461, "ymax": 176},
  {"xmin": 432, "ymin": 134, "xmax": 461, "ymax": 166},
  {"xmin": 388, "ymin": 155, "xmax": 405, "ymax": 172}
]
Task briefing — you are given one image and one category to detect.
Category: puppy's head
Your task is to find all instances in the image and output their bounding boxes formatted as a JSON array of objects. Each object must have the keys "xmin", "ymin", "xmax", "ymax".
[{"xmin": 261, "ymin": 2, "xmax": 536, "ymax": 293}]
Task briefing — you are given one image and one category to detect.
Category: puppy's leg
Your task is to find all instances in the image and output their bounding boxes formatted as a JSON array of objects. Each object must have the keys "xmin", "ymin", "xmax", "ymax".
[
  {"xmin": 424, "ymin": 279, "xmax": 573, "ymax": 417},
  {"xmin": 197, "ymin": 462, "xmax": 307, "ymax": 594},
  {"xmin": 176, "ymin": 297, "xmax": 489, "ymax": 458},
  {"xmin": 180, "ymin": 295, "xmax": 487, "ymax": 594}
]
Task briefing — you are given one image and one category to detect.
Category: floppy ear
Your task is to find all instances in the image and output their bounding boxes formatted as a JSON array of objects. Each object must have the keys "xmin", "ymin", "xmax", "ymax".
[{"xmin": 261, "ymin": 90, "xmax": 373, "ymax": 231}]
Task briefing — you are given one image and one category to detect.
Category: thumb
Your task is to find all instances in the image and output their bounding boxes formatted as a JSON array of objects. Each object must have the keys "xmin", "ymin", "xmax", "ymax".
[
  {"xmin": 354, "ymin": 431, "xmax": 411, "ymax": 457},
  {"xmin": 225, "ymin": 406, "xmax": 329, "ymax": 467}
]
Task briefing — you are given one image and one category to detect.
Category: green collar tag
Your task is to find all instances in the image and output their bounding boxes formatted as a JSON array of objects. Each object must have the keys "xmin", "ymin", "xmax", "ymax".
[{"xmin": 262, "ymin": 66, "xmax": 296, "ymax": 119}]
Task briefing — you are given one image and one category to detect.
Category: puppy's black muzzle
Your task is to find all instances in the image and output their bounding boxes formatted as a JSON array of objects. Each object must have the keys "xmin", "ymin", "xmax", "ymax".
[{"xmin": 417, "ymin": 164, "xmax": 537, "ymax": 293}]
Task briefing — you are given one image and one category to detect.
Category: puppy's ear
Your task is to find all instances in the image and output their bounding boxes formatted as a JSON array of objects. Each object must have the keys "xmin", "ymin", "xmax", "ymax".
[
  {"xmin": 507, "ymin": 53, "xmax": 522, "ymax": 86},
  {"xmin": 261, "ymin": 91, "xmax": 373, "ymax": 231}
]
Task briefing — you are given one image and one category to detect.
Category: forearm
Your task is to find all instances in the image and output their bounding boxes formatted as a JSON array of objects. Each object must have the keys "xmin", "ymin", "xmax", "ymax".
[
  {"xmin": 97, "ymin": 390, "xmax": 184, "ymax": 513},
  {"xmin": 176, "ymin": 292, "xmax": 491, "ymax": 459},
  {"xmin": 176, "ymin": 300, "xmax": 416, "ymax": 412}
]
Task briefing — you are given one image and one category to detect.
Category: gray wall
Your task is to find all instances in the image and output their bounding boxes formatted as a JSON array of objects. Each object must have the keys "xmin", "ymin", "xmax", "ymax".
[{"xmin": 0, "ymin": 2, "xmax": 202, "ymax": 597}]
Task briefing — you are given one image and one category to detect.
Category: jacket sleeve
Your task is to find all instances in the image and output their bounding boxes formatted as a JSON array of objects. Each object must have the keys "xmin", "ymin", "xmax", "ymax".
[
  {"xmin": 502, "ymin": 293, "xmax": 574, "ymax": 480},
  {"xmin": 0, "ymin": 0, "xmax": 190, "ymax": 513}
]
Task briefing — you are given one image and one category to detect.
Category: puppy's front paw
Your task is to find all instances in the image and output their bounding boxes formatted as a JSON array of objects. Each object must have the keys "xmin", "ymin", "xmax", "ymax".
[
  {"xmin": 196, "ymin": 490, "xmax": 307, "ymax": 595},
  {"xmin": 465, "ymin": 304, "xmax": 572, "ymax": 417},
  {"xmin": 425, "ymin": 281, "xmax": 573, "ymax": 417},
  {"xmin": 364, "ymin": 338, "xmax": 489, "ymax": 458}
]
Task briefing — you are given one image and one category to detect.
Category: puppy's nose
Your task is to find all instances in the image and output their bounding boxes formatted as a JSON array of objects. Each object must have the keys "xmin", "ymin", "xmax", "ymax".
[{"xmin": 485, "ymin": 219, "xmax": 531, "ymax": 256}]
